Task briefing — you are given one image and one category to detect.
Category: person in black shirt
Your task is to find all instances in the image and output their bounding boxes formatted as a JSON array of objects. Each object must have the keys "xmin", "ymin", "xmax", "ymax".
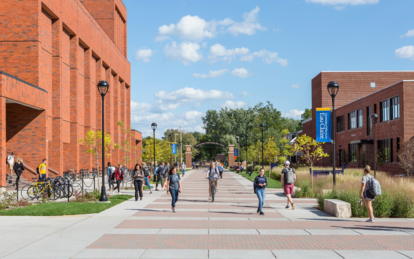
[
  {"xmin": 13, "ymin": 157, "xmax": 25, "ymax": 190},
  {"xmin": 253, "ymin": 168, "xmax": 267, "ymax": 215}
]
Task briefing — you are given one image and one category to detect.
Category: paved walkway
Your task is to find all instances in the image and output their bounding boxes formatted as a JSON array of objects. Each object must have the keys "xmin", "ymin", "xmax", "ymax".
[{"xmin": 1, "ymin": 169, "xmax": 413, "ymax": 259}]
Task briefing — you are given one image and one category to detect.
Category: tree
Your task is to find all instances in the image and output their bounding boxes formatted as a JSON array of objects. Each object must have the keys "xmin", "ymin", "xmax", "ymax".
[
  {"xmin": 293, "ymin": 134, "xmax": 329, "ymax": 187},
  {"xmin": 142, "ymin": 138, "xmax": 171, "ymax": 164},
  {"xmin": 263, "ymin": 136, "xmax": 280, "ymax": 178},
  {"xmin": 301, "ymin": 108, "xmax": 312, "ymax": 121},
  {"xmin": 79, "ymin": 130, "xmax": 112, "ymax": 189},
  {"xmin": 115, "ymin": 121, "xmax": 135, "ymax": 167},
  {"xmin": 398, "ymin": 139, "xmax": 414, "ymax": 176}
]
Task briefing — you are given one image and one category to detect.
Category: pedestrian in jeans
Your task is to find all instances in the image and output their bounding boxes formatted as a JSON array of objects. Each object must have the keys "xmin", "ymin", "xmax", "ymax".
[
  {"xmin": 254, "ymin": 168, "xmax": 267, "ymax": 215},
  {"xmin": 181, "ymin": 162, "xmax": 186, "ymax": 177},
  {"xmin": 162, "ymin": 161, "xmax": 171, "ymax": 191},
  {"xmin": 155, "ymin": 162, "xmax": 164, "ymax": 191},
  {"xmin": 113, "ymin": 164, "xmax": 124, "ymax": 194},
  {"xmin": 107, "ymin": 162, "xmax": 115, "ymax": 191},
  {"xmin": 281, "ymin": 161, "xmax": 296, "ymax": 210},
  {"xmin": 361, "ymin": 165, "xmax": 376, "ymax": 223},
  {"xmin": 141, "ymin": 162, "xmax": 152, "ymax": 195},
  {"xmin": 38, "ymin": 159, "xmax": 47, "ymax": 181},
  {"xmin": 217, "ymin": 163, "xmax": 224, "ymax": 181},
  {"xmin": 166, "ymin": 166, "xmax": 181, "ymax": 212},
  {"xmin": 132, "ymin": 163, "xmax": 144, "ymax": 201},
  {"xmin": 13, "ymin": 157, "xmax": 25, "ymax": 190}
]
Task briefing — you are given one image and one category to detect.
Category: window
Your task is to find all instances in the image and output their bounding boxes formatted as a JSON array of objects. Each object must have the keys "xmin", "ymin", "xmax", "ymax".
[
  {"xmin": 348, "ymin": 111, "xmax": 357, "ymax": 129},
  {"xmin": 380, "ymin": 99, "xmax": 390, "ymax": 122},
  {"xmin": 358, "ymin": 109, "xmax": 363, "ymax": 128},
  {"xmin": 337, "ymin": 115, "xmax": 345, "ymax": 132},
  {"xmin": 367, "ymin": 106, "xmax": 372, "ymax": 136},
  {"xmin": 378, "ymin": 139, "xmax": 393, "ymax": 163},
  {"xmin": 349, "ymin": 144, "xmax": 357, "ymax": 162},
  {"xmin": 371, "ymin": 82, "xmax": 376, "ymax": 88},
  {"xmin": 374, "ymin": 103, "xmax": 377, "ymax": 114},
  {"xmin": 391, "ymin": 96, "xmax": 400, "ymax": 120}
]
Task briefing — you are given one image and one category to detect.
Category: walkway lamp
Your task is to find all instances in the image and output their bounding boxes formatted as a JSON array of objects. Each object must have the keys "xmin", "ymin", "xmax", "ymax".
[
  {"xmin": 260, "ymin": 123, "xmax": 265, "ymax": 169},
  {"xmin": 151, "ymin": 123, "xmax": 157, "ymax": 171},
  {"xmin": 97, "ymin": 80, "xmax": 109, "ymax": 202},
  {"xmin": 371, "ymin": 114, "xmax": 378, "ymax": 177},
  {"xmin": 327, "ymin": 81, "xmax": 339, "ymax": 186},
  {"xmin": 245, "ymin": 134, "xmax": 248, "ymax": 173},
  {"xmin": 169, "ymin": 133, "xmax": 173, "ymax": 164}
]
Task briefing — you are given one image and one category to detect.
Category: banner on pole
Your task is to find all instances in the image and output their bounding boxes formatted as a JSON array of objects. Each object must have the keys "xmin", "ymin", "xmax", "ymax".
[
  {"xmin": 316, "ymin": 108, "xmax": 331, "ymax": 143},
  {"xmin": 171, "ymin": 143, "xmax": 177, "ymax": 154},
  {"xmin": 234, "ymin": 148, "xmax": 238, "ymax": 156}
]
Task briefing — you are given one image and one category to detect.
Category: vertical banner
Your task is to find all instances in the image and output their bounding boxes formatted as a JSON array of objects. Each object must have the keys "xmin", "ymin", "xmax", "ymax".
[
  {"xmin": 234, "ymin": 148, "xmax": 238, "ymax": 156},
  {"xmin": 316, "ymin": 108, "xmax": 332, "ymax": 143},
  {"xmin": 171, "ymin": 143, "xmax": 177, "ymax": 154}
]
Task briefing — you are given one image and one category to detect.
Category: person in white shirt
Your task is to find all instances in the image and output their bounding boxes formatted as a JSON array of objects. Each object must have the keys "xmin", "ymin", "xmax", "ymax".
[
  {"xmin": 205, "ymin": 162, "xmax": 220, "ymax": 200},
  {"xmin": 7, "ymin": 152, "xmax": 15, "ymax": 175},
  {"xmin": 181, "ymin": 162, "xmax": 186, "ymax": 177}
]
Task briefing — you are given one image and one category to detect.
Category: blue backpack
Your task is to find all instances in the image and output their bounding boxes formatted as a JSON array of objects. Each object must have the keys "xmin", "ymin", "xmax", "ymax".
[{"xmin": 369, "ymin": 178, "xmax": 382, "ymax": 196}]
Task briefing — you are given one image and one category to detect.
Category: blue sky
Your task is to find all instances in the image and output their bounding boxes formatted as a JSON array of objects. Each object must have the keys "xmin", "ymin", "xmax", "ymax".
[{"xmin": 125, "ymin": 0, "xmax": 414, "ymax": 138}]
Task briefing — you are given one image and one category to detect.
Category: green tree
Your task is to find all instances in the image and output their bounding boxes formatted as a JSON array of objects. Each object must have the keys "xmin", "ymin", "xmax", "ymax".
[
  {"xmin": 115, "ymin": 121, "xmax": 135, "ymax": 167},
  {"xmin": 263, "ymin": 136, "xmax": 280, "ymax": 178},
  {"xmin": 143, "ymin": 138, "xmax": 171, "ymax": 164}
]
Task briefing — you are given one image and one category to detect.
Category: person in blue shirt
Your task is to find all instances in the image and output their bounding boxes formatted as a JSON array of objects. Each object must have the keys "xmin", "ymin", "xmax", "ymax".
[
  {"xmin": 254, "ymin": 168, "xmax": 268, "ymax": 215},
  {"xmin": 217, "ymin": 163, "xmax": 224, "ymax": 181}
]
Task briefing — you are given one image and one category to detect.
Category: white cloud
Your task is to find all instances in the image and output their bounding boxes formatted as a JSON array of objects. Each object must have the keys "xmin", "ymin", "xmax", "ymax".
[
  {"xmin": 193, "ymin": 69, "xmax": 229, "ymax": 78},
  {"xmin": 239, "ymin": 91, "xmax": 252, "ymax": 97},
  {"xmin": 240, "ymin": 49, "xmax": 288, "ymax": 66},
  {"xmin": 395, "ymin": 46, "xmax": 414, "ymax": 60},
  {"xmin": 155, "ymin": 87, "xmax": 234, "ymax": 102},
  {"xmin": 221, "ymin": 100, "xmax": 247, "ymax": 109},
  {"xmin": 284, "ymin": 109, "xmax": 304, "ymax": 119},
  {"xmin": 401, "ymin": 29, "xmax": 414, "ymax": 38},
  {"xmin": 231, "ymin": 68, "xmax": 250, "ymax": 78},
  {"xmin": 164, "ymin": 41, "xmax": 203, "ymax": 64},
  {"xmin": 226, "ymin": 6, "xmax": 267, "ymax": 36},
  {"xmin": 306, "ymin": 0, "xmax": 379, "ymax": 5},
  {"xmin": 184, "ymin": 111, "xmax": 204, "ymax": 120},
  {"xmin": 131, "ymin": 101, "xmax": 152, "ymax": 111},
  {"xmin": 292, "ymin": 84, "xmax": 301, "ymax": 88},
  {"xmin": 209, "ymin": 44, "xmax": 249, "ymax": 63},
  {"xmin": 134, "ymin": 48, "xmax": 154, "ymax": 62}
]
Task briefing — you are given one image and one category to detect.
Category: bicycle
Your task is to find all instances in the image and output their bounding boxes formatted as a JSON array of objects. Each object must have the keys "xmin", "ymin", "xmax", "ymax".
[
  {"xmin": 26, "ymin": 177, "xmax": 59, "ymax": 200},
  {"xmin": 210, "ymin": 178, "xmax": 218, "ymax": 202}
]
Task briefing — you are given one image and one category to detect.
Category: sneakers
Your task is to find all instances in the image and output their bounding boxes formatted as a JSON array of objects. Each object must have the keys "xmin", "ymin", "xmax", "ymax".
[
  {"xmin": 208, "ymin": 196, "xmax": 211, "ymax": 200},
  {"xmin": 257, "ymin": 208, "xmax": 260, "ymax": 214},
  {"xmin": 118, "ymin": 192, "xmax": 122, "ymax": 194},
  {"xmin": 285, "ymin": 206, "xmax": 290, "ymax": 209},
  {"xmin": 366, "ymin": 219, "xmax": 375, "ymax": 223},
  {"xmin": 259, "ymin": 212, "xmax": 265, "ymax": 215},
  {"xmin": 292, "ymin": 203, "xmax": 295, "ymax": 210}
]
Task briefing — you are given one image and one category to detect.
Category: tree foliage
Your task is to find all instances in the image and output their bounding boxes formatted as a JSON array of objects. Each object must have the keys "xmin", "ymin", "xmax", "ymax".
[{"xmin": 398, "ymin": 138, "xmax": 414, "ymax": 176}]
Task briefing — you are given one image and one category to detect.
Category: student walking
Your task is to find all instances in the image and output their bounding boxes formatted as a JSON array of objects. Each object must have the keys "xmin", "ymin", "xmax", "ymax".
[
  {"xmin": 13, "ymin": 157, "xmax": 25, "ymax": 189},
  {"xmin": 113, "ymin": 164, "xmax": 124, "ymax": 194},
  {"xmin": 281, "ymin": 161, "xmax": 296, "ymax": 210},
  {"xmin": 217, "ymin": 163, "xmax": 224, "ymax": 181},
  {"xmin": 132, "ymin": 163, "xmax": 144, "ymax": 201},
  {"xmin": 166, "ymin": 166, "xmax": 181, "ymax": 212},
  {"xmin": 142, "ymin": 162, "xmax": 152, "ymax": 194},
  {"xmin": 162, "ymin": 161, "xmax": 171, "ymax": 191},
  {"xmin": 155, "ymin": 162, "xmax": 164, "ymax": 191},
  {"xmin": 107, "ymin": 162, "xmax": 115, "ymax": 191},
  {"xmin": 254, "ymin": 168, "xmax": 267, "ymax": 215},
  {"xmin": 205, "ymin": 162, "xmax": 219, "ymax": 200},
  {"xmin": 7, "ymin": 152, "xmax": 15, "ymax": 175},
  {"xmin": 361, "ymin": 165, "xmax": 376, "ymax": 222},
  {"xmin": 181, "ymin": 162, "xmax": 186, "ymax": 177},
  {"xmin": 38, "ymin": 159, "xmax": 47, "ymax": 181}
]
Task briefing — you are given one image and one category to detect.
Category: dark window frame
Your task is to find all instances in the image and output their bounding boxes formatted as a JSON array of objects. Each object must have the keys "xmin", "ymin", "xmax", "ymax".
[
  {"xmin": 337, "ymin": 115, "xmax": 345, "ymax": 133},
  {"xmin": 349, "ymin": 143, "xmax": 357, "ymax": 162},
  {"xmin": 367, "ymin": 106, "xmax": 372, "ymax": 136},
  {"xmin": 378, "ymin": 138, "xmax": 393, "ymax": 163}
]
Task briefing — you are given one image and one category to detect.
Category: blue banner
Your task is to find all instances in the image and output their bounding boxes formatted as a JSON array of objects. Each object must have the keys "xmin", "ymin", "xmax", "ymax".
[
  {"xmin": 234, "ymin": 148, "xmax": 238, "ymax": 156},
  {"xmin": 271, "ymin": 163, "xmax": 278, "ymax": 169},
  {"xmin": 316, "ymin": 108, "xmax": 331, "ymax": 143},
  {"xmin": 171, "ymin": 143, "xmax": 177, "ymax": 154}
]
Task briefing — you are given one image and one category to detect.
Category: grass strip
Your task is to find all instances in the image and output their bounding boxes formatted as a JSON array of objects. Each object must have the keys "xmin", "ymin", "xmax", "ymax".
[
  {"xmin": 238, "ymin": 170, "xmax": 281, "ymax": 189},
  {"xmin": 0, "ymin": 195, "xmax": 133, "ymax": 216}
]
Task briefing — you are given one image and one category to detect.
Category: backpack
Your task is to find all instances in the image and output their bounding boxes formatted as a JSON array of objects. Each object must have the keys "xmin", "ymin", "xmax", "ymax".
[
  {"xmin": 144, "ymin": 167, "xmax": 150, "ymax": 177},
  {"xmin": 369, "ymin": 177, "xmax": 382, "ymax": 195},
  {"xmin": 285, "ymin": 168, "xmax": 295, "ymax": 184},
  {"xmin": 36, "ymin": 165, "xmax": 40, "ymax": 175}
]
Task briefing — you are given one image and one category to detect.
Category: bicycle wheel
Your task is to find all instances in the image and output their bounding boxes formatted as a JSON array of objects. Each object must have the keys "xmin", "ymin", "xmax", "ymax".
[
  {"xmin": 211, "ymin": 184, "xmax": 215, "ymax": 202},
  {"xmin": 20, "ymin": 184, "xmax": 31, "ymax": 200},
  {"xmin": 27, "ymin": 185, "xmax": 38, "ymax": 199}
]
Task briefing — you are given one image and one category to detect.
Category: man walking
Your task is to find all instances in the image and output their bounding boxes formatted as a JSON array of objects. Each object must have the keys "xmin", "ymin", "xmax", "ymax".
[
  {"xmin": 217, "ymin": 163, "xmax": 224, "ymax": 181},
  {"xmin": 280, "ymin": 161, "xmax": 296, "ymax": 210}
]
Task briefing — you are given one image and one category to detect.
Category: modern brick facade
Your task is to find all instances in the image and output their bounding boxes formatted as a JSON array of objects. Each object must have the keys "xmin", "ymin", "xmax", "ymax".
[
  {"xmin": 301, "ymin": 72, "xmax": 414, "ymax": 174},
  {"xmin": 0, "ymin": 0, "xmax": 141, "ymax": 186}
]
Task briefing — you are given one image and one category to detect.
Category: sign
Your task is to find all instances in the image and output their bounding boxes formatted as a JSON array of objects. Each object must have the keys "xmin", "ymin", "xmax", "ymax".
[
  {"xmin": 171, "ymin": 143, "xmax": 177, "ymax": 154},
  {"xmin": 316, "ymin": 108, "xmax": 331, "ymax": 143},
  {"xmin": 271, "ymin": 163, "xmax": 278, "ymax": 169},
  {"xmin": 234, "ymin": 148, "xmax": 238, "ymax": 156}
]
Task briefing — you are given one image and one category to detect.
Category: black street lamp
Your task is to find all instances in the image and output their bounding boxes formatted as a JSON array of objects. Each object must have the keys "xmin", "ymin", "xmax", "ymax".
[
  {"xmin": 371, "ymin": 114, "xmax": 378, "ymax": 177},
  {"xmin": 260, "ymin": 123, "xmax": 265, "ymax": 169},
  {"xmin": 168, "ymin": 133, "xmax": 173, "ymax": 165},
  {"xmin": 327, "ymin": 81, "xmax": 339, "ymax": 186},
  {"xmin": 97, "ymin": 80, "xmax": 109, "ymax": 202},
  {"xmin": 151, "ymin": 123, "xmax": 157, "ymax": 172},
  {"xmin": 245, "ymin": 134, "xmax": 248, "ymax": 173}
]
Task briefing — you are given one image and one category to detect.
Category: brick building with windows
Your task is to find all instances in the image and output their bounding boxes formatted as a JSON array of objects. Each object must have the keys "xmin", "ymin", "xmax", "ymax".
[
  {"xmin": 0, "ymin": 0, "xmax": 142, "ymax": 186},
  {"xmin": 301, "ymin": 71, "xmax": 414, "ymax": 174}
]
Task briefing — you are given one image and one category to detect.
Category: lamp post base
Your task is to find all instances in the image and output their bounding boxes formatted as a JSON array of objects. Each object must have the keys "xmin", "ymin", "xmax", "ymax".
[{"xmin": 99, "ymin": 185, "xmax": 108, "ymax": 202}]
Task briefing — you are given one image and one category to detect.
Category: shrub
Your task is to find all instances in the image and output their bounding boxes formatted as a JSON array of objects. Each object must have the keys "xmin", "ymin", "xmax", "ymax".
[{"xmin": 0, "ymin": 192, "xmax": 31, "ymax": 210}]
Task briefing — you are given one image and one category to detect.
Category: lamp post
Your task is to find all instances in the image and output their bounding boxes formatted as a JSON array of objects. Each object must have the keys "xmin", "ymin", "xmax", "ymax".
[
  {"xmin": 245, "ymin": 134, "xmax": 248, "ymax": 172},
  {"xmin": 97, "ymin": 80, "xmax": 109, "ymax": 202},
  {"xmin": 260, "ymin": 123, "xmax": 265, "ymax": 169},
  {"xmin": 175, "ymin": 134, "xmax": 178, "ymax": 164},
  {"xmin": 169, "ymin": 133, "xmax": 173, "ymax": 165},
  {"xmin": 371, "ymin": 114, "xmax": 378, "ymax": 178},
  {"xmin": 236, "ymin": 136, "xmax": 240, "ymax": 168},
  {"xmin": 151, "ymin": 123, "xmax": 157, "ymax": 172},
  {"xmin": 327, "ymin": 81, "xmax": 339, "ymax": 186}
]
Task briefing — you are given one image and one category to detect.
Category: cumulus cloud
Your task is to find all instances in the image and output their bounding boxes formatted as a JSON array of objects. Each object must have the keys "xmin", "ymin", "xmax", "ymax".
[
  {"xmin": 240, "ymin": 50, "xmax": 288, "ymax": 66},
  {"xmin": 155, "ymin": 7, "xmax": 266, "ymax": 42},
  {"xmin": 164, "ymin": 41, "xmax": 203, "ymax": 64},
  {"xmin": 184, "ymin": 111, "xmax": 204, "ymax": 120},
  {"xmin": 155, "ymin": 87, "xmax": 234, "ymax": 102},
  {"xmin": 221, "ymin": 100, "xmax": 247, "ymax": 109},
  {"xmin": 209, "ymin": 44, "xmax": 249, "ymax": 63},
  {"xmin": 401, "ymin": 29, "xmax": 414, "ymax": 39},
  {"xmin": 292, "ymin": 84, "xmax": 301, "ymax": 88},
  {"xmin": 284, "ymin": 109, "xmax": 304, "ymax": 119},
  {"xmin": 193, "ymin": 69, "xmax": 229, "ymax": 78},
  {"xmin": 231, "ymin": 68, "xmax": 250, "ymax": 78},
  {"xmin": 306, "ymin": 0, "xmax": 379, "ymax": 5},
  {"xmin": 134, "ymin": 48, "xmax": 154, "ymax": 62},
  {"xmin": 395, "ymin": 46, "xmax": 414, "ymax": 60},
  {"xmin": 239, "ymin": 91, "xmax": 252, "ymax": 97}
]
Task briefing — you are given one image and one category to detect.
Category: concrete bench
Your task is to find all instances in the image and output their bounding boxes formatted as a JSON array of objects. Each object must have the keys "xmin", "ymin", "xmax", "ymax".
[{"xmin": 324, "ymin": 199, "xmax": 352, "ymax": 218}]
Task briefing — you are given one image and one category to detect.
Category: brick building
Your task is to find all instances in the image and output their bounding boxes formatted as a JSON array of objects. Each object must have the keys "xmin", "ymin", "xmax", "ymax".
[
  {"xmin": 0, "ymin": 0, "xmax": 142, "ymax": 186},
  {"xmin": 301, "ymin": 72, "xmax": 414, "ymax": 174}
]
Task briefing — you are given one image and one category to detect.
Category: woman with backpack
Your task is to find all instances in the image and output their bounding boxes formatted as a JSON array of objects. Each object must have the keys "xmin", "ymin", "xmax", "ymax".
[
  {"xmin": 112, "ymin": 164, "xmax": 124, "ymax": 194},
  {"xmin": 361, "ymin": 165, "xmax": 376, "ymax": 223},
  {"xmin": 141, "ymin": 162, "xmax": 152, "ymax": 195},
  {"xmin": 205, "ymin": 162, "xmax": 219, "ymax": 200},
  {"xmin": 254, "ymin": 168, "xmax": 267, "ymax": 215},
  {"xmin": 132, "ymin": 163, "xmax": 144, "ymax": 201},
  {"xmin": 155, "ymin": 162, "xmax": 164, "ymax": 191},
  {"xmin": 166, "ymin": 166, "xmax": 181, "ymax": 212}
]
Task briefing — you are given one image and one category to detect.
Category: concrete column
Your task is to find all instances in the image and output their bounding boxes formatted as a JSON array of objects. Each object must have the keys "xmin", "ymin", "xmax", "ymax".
[
  {"xmin": 228, "ymin": 145, "xmax": 235, "ymax": 168},
  {"xmin": 185, "ymin": 145, "xmax": 192, "ymax": 169}
]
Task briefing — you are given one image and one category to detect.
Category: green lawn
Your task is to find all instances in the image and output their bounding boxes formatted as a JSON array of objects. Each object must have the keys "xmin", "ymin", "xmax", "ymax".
[
  {"xmin": 0, "ymin": 195, "xmax": 133, "ymax": 216},
  {"xmin": 239, "ymin": 171, "xmax": 281, "ymax": 189}
]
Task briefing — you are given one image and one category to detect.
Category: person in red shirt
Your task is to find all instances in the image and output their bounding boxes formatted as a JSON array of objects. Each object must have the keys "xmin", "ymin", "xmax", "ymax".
[{"xmin": 113, "ymin": 164, "xmax": 124, "ymax": 194}]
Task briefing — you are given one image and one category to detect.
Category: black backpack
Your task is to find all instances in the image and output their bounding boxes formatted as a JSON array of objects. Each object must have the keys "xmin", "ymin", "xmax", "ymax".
[{"xmin": 144, "ymin": 167, "xmax": 150, "ymax": 177}]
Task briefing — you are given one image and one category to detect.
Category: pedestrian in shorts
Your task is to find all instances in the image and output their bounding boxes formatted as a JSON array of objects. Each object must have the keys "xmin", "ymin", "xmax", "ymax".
[{"xmin": 281, "ymin": 161, "xmax": 296, "ymax": 210}]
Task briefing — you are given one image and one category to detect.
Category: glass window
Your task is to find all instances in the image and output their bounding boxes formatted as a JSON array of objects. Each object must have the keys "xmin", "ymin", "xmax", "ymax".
[
  {"xmin": 337, "ymin": 115, "xmax": 345, "ymax": 132},
  {"xmin": 348, "ymin": 111, "xmax": 357, "ymax": 129},
  {"xmin": 378, "ymin": 139, "xmax": 393, "ymax": 163},
  {"xmin": 357, "ymin": 109, "xmax": 363, "ymax": 128},
  {"xmin": 391, "ymin": 96, "xmax": 400, "ymax": 119},
  {"xmin": 349, "ymin": 144, "xmax": 357, "ymax": 162},
  {"xmin": 367, "ymin": 106, "xmax": 372, "ymax": 136},
  {"xmin": 380, "ymin": 99, "xmax": 390, "ymax": 122}
]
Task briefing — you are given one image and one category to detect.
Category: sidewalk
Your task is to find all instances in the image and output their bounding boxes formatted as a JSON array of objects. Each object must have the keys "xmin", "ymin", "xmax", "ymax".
[{"xmin": 1, "ymin": 169, "xmax": 413, "ymax": 259}]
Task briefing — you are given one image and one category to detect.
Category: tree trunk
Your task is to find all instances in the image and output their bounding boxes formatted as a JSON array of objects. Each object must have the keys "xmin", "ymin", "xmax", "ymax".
[{"xmin": 310, "ymin": 165, "xmax": 313, "ymax": 188}]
